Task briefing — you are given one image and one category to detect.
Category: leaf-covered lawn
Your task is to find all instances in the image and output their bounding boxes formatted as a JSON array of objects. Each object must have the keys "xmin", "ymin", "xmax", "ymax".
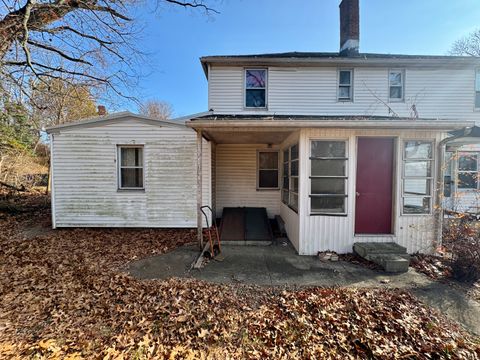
[{"xmin": 0, "ymin": 200, "xmax": 479, "ymax": 359}]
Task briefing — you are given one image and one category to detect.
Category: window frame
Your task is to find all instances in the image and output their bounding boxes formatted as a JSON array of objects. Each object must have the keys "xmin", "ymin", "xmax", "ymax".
[
  {"xmin": 244, "ymin": 68, "xmax": 268, "ymax": 109},
  {"xmin": 309, "ymin": 139, "xmax": 349, "ymax": 216},
  {"xmin": 337, "ymin": 69, "xmax": 354, "ymax": 102},
  {"xmin": 401, "ymin": 140, "xmax": 434, "ymax": 216},
  {"xmin": 282, "ymin": 143, "xmax": 299, "ymax": 212},
  {"xmin": 457, "ymin": 151, "xmax": 479, "ymax": 191},
  {"xmin": 117, "ymin": 145, "xmax": 145, "ymax": 190},
  {"xmin": 475, "ymin": 68, "xmax": 480, "ymax": 110},
  {"xmin": 256, "ymin": 149, "xmax": 280, "ymax": 190},
  {"xmin": 388, "ymin": 69, "xmax": 405, "ymax": 102}
]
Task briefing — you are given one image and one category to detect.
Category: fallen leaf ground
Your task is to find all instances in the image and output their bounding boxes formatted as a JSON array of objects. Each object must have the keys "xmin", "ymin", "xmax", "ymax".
[{"xmin": 1, "ymin": 194, "xmax": 479, "ymax": 359}]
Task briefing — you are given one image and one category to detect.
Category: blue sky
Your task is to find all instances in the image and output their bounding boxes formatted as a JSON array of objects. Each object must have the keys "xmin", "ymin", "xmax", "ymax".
[{"xmin": 124, "ymin": 0, "xmax": 480, "ymax": 116}]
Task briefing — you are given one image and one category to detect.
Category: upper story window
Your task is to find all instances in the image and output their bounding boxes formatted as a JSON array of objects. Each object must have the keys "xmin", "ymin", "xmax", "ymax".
[
  {"xmin": 118, "ymin": 146, "xmax": 144, "ymax": 189},
  {"xmin": 475, "ymin": 69, "xmax": 480, "ymax": 109},
  {"xmin": 245, "ymin": 69, "xmax": 267, "ymax": 108},
  {"xmin": 257, "ymin": 150, "xmax": 279, "ymax": 189},
  {"xmin": 338, "ymin": 69, "xmax": 353, "ymax": 101},
  {"xmin": 389, "ymin": 69, "xmax": 404, "ymax": 101}
]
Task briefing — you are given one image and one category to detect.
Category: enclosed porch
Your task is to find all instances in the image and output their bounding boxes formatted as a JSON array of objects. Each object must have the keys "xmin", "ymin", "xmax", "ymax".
[{"xmin": 188, "ymin": 115, "xmax": 473, "ymax": 255}]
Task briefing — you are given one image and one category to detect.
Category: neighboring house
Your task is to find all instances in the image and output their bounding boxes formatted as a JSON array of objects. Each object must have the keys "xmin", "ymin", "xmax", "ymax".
[{"xmin": 47, "ymin": 0, "xmax": 479, "ymax": 255}]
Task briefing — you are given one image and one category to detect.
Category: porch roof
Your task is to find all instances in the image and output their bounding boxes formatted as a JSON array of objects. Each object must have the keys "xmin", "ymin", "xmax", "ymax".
[{"xmin": 186, "ymin": 114, "xmax": 473, "ymax": 144}]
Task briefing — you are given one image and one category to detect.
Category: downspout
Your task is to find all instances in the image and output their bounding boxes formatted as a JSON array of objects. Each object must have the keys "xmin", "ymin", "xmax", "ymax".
[{"xmin": 49, "ymin": 133, "xmax": 56, "ymax": 229}]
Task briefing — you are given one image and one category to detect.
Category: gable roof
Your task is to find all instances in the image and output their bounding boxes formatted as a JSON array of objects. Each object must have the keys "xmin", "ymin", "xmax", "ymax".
[
  {"xmin": 200, "ymin": 52, "xmax": 480, "ymax": 77},
  {"xmin": 45, "ymin": 111, "xmax": 207, "ymax": 134}
]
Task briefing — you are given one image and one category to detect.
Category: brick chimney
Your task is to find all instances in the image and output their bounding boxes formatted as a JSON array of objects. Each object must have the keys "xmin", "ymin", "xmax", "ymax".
[
  {"xmin": 97, "ymin": 105, "xmax": 106, "ymax": 116},
  {"xmin": 339, "ymin": 0, "xmax": 360, "ymax": 56}
]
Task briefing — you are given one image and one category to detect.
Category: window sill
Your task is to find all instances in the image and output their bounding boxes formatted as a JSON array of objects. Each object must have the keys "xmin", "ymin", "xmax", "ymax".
[
  {"xmin": 117, "ymin": 188, "xmax": 145, "ymax": 193},
  {"xmin": 310, "ymin": 213, "xmax": 347, "ymax": 217},
  {"xmin": 257, "ymin": 188, "xmax": 280, "ymax": 191}
]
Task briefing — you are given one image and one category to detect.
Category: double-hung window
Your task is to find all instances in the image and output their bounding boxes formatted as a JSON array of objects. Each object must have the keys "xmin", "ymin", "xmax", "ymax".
[
  {"xmin": 475, "ymin": 69, "xmax": 480, "ymax": 109},
  {"xmin": 282, "ymin": 144, "xmax": 299, "ymax": 211},
  {"xmin": 389, "ymin": 69, "xmax": 404, "ymax": 101},
  {"xmin": 338, "ymin": 69, "xmax": 353, "ymax": 101},
  {"xmin": 310, "ymin": 140, "xmax": 348, "ymax": 215},
  {"xmin": 402, "ymin": 141, "xmax": 433, "ymax": 214},
  {"xmin": 245, "ymin": 69, "xmax": 267, "ymax": 108},
  {"xmin": 118, "ymin": 146, "xmax": 144, "ymax": 189},
  {"xmin": 458, "ymin": 152, "xmax": 479, "ymax": 190},
  {"xmin": 257, "ymin": 151, "xmax": 279, "ymax": 189}
]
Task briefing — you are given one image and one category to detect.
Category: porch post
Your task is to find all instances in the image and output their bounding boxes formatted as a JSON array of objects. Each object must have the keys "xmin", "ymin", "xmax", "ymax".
[{"xmin": 197, "ymin": 129, "xmax": 204, "ymax": 250}]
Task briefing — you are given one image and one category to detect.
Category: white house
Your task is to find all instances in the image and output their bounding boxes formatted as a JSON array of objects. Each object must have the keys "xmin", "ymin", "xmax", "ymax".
[{"xmin": 47, "ymin": 0, "xmax": 479, "ymax": 255}]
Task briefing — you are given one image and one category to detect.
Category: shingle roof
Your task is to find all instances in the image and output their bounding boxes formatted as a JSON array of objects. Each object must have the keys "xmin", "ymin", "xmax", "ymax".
[
  {"xmin": 201, "ymin": 51, "xmax": 475, "ymax": 61},
  {"xmin": 199, "ymin": 51, "xmax": 480, "ymax": 77}
]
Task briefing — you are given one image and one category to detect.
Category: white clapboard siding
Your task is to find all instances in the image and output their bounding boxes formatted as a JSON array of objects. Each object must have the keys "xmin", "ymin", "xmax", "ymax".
[
  {"xmin": 296, "ymin": 128, "xmax": 443, "ymax": 255},
  {"xmin": 215, "ymin": 144, "xmax": 281, "ymax": 218},
  {"xmin": 52, "ymin": 119, "xmax": 211, "ymax": 227},
  {"xmin": 208, "ymin": 66, "xmax": 479, "ymax": 121}
]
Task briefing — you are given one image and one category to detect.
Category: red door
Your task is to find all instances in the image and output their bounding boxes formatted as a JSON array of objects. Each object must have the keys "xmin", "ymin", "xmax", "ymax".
[{"xmin": 355, "ymin": 138, "xmax": 394, "ymax": 234}]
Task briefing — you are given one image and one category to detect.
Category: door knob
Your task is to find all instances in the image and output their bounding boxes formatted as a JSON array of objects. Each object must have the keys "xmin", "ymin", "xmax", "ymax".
[{"xmin": 356, "ymin": 192, "xmax": 360, "ymax": 196}]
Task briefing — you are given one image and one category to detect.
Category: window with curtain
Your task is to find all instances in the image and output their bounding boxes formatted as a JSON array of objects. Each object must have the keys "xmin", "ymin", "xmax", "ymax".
[
  {"xmin": 402, "ymin": 141, "xmax": 433, "ymax": 214},
  {"xmin": 245, "ymin": 69, "xmax": 267, "ymax": 108},
  {"xmin": 257, "ymin": 151, "xmax": 279, "ymax": 189},
  {"xmin": 310, "ymin": 140, "xmax": 348, "ymax": 215},
  {"xmin": 118, "ymin": 146, "xmax": 144, "ymax": 189}
]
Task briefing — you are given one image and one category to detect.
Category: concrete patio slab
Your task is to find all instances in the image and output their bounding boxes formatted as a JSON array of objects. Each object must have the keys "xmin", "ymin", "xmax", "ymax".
[{"xmin": 129, "ymin": 244, "xmax": 480, "ymax": 335}]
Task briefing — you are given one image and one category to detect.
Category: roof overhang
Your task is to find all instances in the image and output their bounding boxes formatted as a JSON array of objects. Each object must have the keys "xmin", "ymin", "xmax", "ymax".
[
  {"xmin": 444, "ymin": 126, "xmax": 480, "ymax": 149},
  {"xmin": 187, "ymin": 116, "xmax": 474, "ymax": 144},
  {"xmin": 46, "ymin": 111, "xmax": 191, "ymax": 134},
  {"xmin": 200, "ymin": 53, "xmax": 480, "ymax": 78},
  {"xmin": 187, "ymin": 117, "xmax": 474, "ymax": 131}
]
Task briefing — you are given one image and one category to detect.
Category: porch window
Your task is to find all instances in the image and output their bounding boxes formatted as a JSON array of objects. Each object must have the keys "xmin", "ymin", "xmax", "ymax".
[
  {"xmin": 475, "ymin": 69, "xmax": 480, "ymax": 109},
  {"xmin": 257, "ymin": 151, "xmax": 279, "ymax": 189},
  {"xmin": 338, "ymin": 69, "xmax": 353, "ymax": 101},
  {"xmin": 310, "ymin": 140, "xmax": 348, "ymax": 215},
  {"xmin": 282, "ymin": 144, "xmax": 299, "ymax": 211},
  {"xmin": 458, "ymin": 152, "xmax": 479, "ymax": 189},
  {"xmin": 402, "ymin": 141, "xmax": 433, "ymax": 214},
  {"xmin": 118, "ymin": 146, "xmax": 144, "ymax": 189},
  {"xmin": 245, "ymin": 69, "xmax": 267, "ymax": 108},
  {"xmin": 389, "ymin": 69, "xmax": 404, "ymax": 101}
]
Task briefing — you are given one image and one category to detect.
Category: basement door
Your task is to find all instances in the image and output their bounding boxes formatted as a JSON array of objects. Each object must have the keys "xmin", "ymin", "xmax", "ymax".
[{"xmin": 355, "ymin": 137, "xmax": 394, "ymax": 234}]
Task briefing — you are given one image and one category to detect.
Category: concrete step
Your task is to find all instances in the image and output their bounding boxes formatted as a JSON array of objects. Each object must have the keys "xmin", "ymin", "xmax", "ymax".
[
  {"xmin": 353, "ymin": 242, "xmax": 407, "ymax": 258},
  {"xmin": 368, "ymin": 253, "xmax": 410, "ymax": 273},
  {"xmin": 353, "ymin": 242, "xmax": 410, "ymax": 273}
]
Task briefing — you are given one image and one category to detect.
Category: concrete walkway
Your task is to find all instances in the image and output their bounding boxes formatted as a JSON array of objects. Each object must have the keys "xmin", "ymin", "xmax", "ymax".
[{"xmin": 129, "ymin": 244, "xmax": 480, "ymax": 335}]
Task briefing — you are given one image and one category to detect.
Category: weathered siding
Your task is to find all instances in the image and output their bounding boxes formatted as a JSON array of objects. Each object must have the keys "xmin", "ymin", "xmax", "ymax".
[
  {"xmin": 52, "ymin": 119, "xmax": 211, "ymax": 227},
  {"xmin": 208, "ymin": 66, "xmax": 479, "ymax": 122},
  {"xmin": 215, "ymin": 144, "xmax": 281, "ymax": 218},
  {"xmin": 298, "ymin": 128, "xmax": 442, "ymax": 255}
]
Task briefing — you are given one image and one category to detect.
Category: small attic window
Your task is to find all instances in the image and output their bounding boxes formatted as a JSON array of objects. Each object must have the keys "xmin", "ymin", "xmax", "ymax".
[{"xmin": 245, "ymin": 69, "xmax": 267, "ymax": 108}]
